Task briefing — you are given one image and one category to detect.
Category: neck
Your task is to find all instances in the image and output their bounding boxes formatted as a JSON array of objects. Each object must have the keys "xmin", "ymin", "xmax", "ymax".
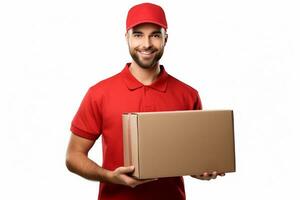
[{"xmin": 129, "ymin": 61, "xmax": 161, "ymax": 85}]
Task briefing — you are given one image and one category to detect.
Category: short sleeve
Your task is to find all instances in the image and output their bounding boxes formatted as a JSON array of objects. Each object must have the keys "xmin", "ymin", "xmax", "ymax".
[
  {"xmin": 193, "ymin": 92, "xmax": 202, "ymax": 110},
  {"xmin": 70, "ymin": 88, "xmax": 102, "ymax": 140}
]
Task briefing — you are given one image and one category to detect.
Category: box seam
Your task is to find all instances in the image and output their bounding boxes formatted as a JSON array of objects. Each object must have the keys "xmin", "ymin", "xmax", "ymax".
[{"xmin": 137, "ymin": 115, "xmax": 141, "ymax": 178}]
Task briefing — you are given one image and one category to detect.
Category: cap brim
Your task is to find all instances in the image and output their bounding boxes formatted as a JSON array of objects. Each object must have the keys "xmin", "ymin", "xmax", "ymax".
[{"xmin": 127, "ymin": 19, "xmax": 167, "ymax": 31}]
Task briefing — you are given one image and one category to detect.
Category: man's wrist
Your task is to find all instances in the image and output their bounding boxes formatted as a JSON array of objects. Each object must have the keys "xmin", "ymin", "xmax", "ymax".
[{"xmin": 99, "ymin": 168, "xmax": 112, "ymax": 183}]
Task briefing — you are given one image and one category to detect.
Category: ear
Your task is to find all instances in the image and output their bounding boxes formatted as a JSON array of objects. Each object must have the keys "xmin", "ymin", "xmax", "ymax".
[
  {"xmin": 125, "ymin": 32, "xmax": 129, "ymax": 44},
  {"xmin": 164, "ymin": 33, "xmax": 168, "ymax": 45}
]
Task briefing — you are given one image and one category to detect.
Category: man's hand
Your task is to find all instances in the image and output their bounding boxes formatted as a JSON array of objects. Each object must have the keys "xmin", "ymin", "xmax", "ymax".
[
  {"xmin": 191, "ymin": 171, "xmax": 225, "ymax": 181},
  {"xmin": 107, "ymin": 166, "xmax": 157, "ymax": 188}
]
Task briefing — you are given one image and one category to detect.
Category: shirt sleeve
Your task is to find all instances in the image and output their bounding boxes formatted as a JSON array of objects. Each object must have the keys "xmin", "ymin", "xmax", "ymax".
[
  {"xmin": 70, "ymin": 88, "xmax": 102, "ymax": 140},
  {"xmin": 193, "ymin": 92, "xmax": 202, "ymax": 110}
]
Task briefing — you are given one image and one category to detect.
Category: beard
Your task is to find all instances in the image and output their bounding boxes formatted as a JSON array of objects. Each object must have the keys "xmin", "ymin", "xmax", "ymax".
[{"xmin": 129, "ymin": 46, "xmax": 164, "ymax": 69}]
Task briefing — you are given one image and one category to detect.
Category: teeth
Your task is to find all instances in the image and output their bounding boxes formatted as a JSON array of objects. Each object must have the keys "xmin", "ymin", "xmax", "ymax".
[{"xmin": 140, "ymin": 51, "xmax": 152, "ymax": 55}]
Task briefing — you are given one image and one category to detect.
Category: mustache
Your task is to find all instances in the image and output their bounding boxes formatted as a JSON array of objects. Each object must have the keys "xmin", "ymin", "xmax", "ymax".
[{"xmin": 135, "ymin": 47, "xmax": 157, "ymax": 52}]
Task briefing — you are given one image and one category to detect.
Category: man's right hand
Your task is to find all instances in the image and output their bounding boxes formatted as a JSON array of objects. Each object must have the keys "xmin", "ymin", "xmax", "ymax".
[{"xmin": 107, "ymin": 166, "xmax": 157, "ymax": 188}]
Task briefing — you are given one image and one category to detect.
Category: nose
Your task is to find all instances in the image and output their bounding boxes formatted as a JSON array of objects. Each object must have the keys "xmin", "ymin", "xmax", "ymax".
[{"xmin": 142, "ymin": 36, "xmax": 152, "ymax": 48}]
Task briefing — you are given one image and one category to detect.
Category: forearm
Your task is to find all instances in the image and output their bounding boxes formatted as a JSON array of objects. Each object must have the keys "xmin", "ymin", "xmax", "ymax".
[{"xmin": 66, "ymin": 152, "xmax": 111, "ymax": 182}]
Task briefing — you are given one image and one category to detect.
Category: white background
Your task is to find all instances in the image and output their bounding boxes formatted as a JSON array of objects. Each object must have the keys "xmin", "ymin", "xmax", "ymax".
[{"xmin": 1, "ymin": 0, "xmax": 299, "ymax": 199}]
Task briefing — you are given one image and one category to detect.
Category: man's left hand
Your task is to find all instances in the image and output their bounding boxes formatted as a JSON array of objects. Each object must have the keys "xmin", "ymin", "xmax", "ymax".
[{"xmin": 191, "ymin": 171, "xmax": 225, "ymax": 181}]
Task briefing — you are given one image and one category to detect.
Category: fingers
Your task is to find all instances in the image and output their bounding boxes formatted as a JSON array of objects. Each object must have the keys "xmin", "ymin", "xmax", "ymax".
[
  {"xmin": 109, "ymin": 166, "xmax": 157, "ymax": 188},
  {"xmin": 121, "ymin": 175, "xmax": 141, "ymax": 188},
  {"xmin": 115, "ymin": 166, "xmax": 158, "ymax": 188},
  {"xmin": 116, "ymin": 166, "xmax": 135, "ymax": 174},
  {"xmin": 137, "ymin": 178, "xmax": 158, "ymax": 185},
  {"xmin": 192, "ymin": 171, "xmax": 226, "ymax": 181},
  {"xmin": 211, "ymin": 171, "xmax": 217, "ymax": 179},
  {"xmin": 219, "ymin": 173, "xmax": 225, "ymax": 176},
  {"xmin": 122, "ymin": 175, "xmax": 158, "ymax": 188},
  {"xmin": 191, "ymin": 173, "xmax": 210, "ymax": 180},
  {"xmin": 202, "ymin": 172, "xmax": 212, "ymax": 180}
]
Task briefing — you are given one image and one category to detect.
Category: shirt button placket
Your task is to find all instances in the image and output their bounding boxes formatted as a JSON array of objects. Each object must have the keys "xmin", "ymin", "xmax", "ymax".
[{"xmin": 143, "ymin": 86, "xmax": 154, "ymax": 111}]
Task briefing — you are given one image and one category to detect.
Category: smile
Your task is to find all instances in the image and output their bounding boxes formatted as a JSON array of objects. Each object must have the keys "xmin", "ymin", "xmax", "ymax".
[
  {"xmin": 139, "ymin": 50, "xmax": 154, "ymax": 55},
  {"xmin": 137, "ymin": 50, "xmax": 156, "ymax": 58}
]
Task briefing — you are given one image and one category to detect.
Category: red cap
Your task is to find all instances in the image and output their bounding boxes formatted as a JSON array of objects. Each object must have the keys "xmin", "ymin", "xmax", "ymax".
[{"xmin": 126, "ymin": 3, "xmax": 168, "ymax": 31}]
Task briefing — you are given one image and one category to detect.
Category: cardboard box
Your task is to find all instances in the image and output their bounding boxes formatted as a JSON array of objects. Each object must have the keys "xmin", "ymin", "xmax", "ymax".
[{"xmin": 122, "ymin": 110, "xmax": 235, "ymax": 179}]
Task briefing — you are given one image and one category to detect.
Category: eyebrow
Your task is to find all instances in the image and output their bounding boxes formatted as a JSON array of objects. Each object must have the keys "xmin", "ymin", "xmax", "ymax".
[
  {"xmin": 132, "ymin": 30, "xmax": 143, "ymax": 34},
  {"xmin": 151, "ymin": 30, "xmax": 163, "ymax": 34},
  {"xmin": 131, "ymin": 30, "xmax": 163, "ymax": 34}
]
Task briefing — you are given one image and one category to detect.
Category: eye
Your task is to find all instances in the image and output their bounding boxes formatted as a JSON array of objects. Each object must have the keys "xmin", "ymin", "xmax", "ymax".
[
  {"xmin": 152, "ymin": 34, "xmax": 161, "ymax": 38},
  {"xmin": 133, "ymin": 33, "xmax": 142, "ymax": 38}
]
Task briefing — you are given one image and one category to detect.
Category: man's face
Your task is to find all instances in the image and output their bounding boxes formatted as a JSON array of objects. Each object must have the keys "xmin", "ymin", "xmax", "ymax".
[{"xmin": 126, "ymin": 23, "xmax": 168, "ymax": 69}]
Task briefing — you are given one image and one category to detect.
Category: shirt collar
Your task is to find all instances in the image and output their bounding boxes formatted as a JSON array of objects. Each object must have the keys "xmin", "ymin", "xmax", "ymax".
[{"xmin": 121, "ymin": 63, "xmax": 169, "ymax": 92}]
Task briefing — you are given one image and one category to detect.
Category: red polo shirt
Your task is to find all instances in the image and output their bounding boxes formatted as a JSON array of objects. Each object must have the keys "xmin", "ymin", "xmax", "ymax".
[{"xmin": 71, "ymin": 63, "xmax": 202, "ymax": 200}]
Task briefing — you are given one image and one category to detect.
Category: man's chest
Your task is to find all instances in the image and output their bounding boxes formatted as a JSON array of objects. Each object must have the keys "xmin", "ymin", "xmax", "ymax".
[{"xmin": 102, "ymin": 88, "xmax": 190, "ymax": 122}]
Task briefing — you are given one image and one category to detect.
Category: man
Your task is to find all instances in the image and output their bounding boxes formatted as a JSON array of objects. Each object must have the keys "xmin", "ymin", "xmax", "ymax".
[{"xmin": 66, "ymin": 3, "xmax": 225, "ymax": 200}]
